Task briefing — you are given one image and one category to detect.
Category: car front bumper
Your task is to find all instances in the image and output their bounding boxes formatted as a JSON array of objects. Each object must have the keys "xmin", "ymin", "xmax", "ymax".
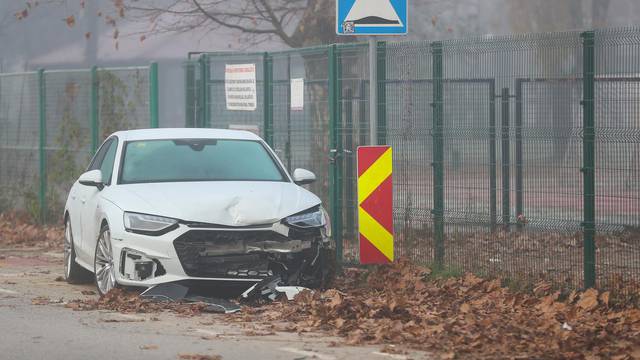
[{"xmin": 110, "ymin": 221, "xmax": 334, "ymax": 289}]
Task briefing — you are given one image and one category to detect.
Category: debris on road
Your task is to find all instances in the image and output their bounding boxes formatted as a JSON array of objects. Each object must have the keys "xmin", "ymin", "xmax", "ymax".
[
  {"xmin": 241, "ymin": 276, "xmax": 311, "ymax": 301},
  {"xmin": 141, "ymin": 282, "xmax": 241, "ymax": 314},
  {"xmin": 177, "ymin": 354, "xmax": 222, "ymax": 360},
  {"xmin": 235, "ymin": 258, "xmax": 640, "ymax": 359},
  {"xmin": 139, "ymin": 344, "xmax": 159, "ymax": 350}
]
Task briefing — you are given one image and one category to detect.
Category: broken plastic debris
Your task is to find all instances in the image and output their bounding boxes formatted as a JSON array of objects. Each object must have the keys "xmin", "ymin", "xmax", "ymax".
[
  {"xmin": 274, "ymin": 286, "xmax": 310, "ymax": 300},
  {"xmin": 241, "ymin": 276, "xmax": 310, "ymax": 301},
  {"xmin": 140, "ymin": 282, "xmax": 241, "ymax": 314}
]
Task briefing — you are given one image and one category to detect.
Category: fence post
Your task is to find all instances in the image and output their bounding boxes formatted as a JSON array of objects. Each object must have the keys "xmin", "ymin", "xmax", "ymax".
[
  {"xmin": 38, "ymin": 69, "xmax": 47, "ymax": 223},
  {"xmin": 515, "ymin": 79, "xmax": 523, "ymax": 230},
  {"xmin": 581, "ymin": 30, "xmax": 596, "ymax": 289},
  {"xmin": 91, "ymin": 66, "xmax": 99, "ymax": 152},
  {"xmin": 359, "ymin": 80, "xmax": 367, "ymax": 145},
  {"xmin": 377, "ymin": 41, "xmax": 387, "ymax": 144},
  {"xmin": 501, "ymin": 87, "xmax": 511, "ymax": 228},
  {"xmin": 489, "ymin": 80, "xmax": 497, "ymax": 230},
  {"xmin": 149, "ymin": 62, "xmax": 159, "ymax": 128},
  {"xmin": 263, "ymin": 52, "xmax": 274, "ymax": 146},
  {"xmin": 199, "ymin": 55, "xmax": 210, "ymax": 128},
  {"xmin": 285, "ymin": 54, "xmax": 292, "ymax": 170},
  {"xmin": 431, "ymin": 42, "xmax": 445, "ymax": 267},
  {"xmin": 344, "ymin": 87, "xmax": 355, "ymax": 241},
  {"xmin": 328, "ymin": 44, "xmax": 343, "ymax": 268},
  {"xmin": 185, "ymin": 61, "xmax": 196, "ymax": 127}
]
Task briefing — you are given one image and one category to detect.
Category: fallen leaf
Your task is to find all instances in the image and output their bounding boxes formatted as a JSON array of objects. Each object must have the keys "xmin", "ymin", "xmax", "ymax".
[
  {"xmin": 577, "ymin": 288, "xmax": 599, "ymax": 312},
  {"xmin": 65, "ymin": 15, "xmax": 75, "ymax": 28}
]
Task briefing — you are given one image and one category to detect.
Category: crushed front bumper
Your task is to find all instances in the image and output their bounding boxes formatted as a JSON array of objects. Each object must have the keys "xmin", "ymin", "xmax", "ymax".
[{"xmin": 111, "ymin": 221, "xmax": 334, "ymax": 290}]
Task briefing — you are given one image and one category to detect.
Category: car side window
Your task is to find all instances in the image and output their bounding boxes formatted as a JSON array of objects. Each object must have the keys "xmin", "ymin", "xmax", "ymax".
[
  {"xmin": 99, "ymin": 140, "xmax": 118, "ymax": 185},
  {"xmin": 88, "ymin": 138, "xmax": 114, "ymax": 171}
]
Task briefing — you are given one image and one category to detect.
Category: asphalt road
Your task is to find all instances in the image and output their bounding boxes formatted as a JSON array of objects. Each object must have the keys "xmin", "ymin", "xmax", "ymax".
[{"xmin": 0, "ymin": 248, "xmax": 430, "ymax": 360}]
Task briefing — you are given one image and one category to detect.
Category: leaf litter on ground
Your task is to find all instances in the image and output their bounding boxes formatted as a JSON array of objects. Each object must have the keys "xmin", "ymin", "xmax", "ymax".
[{"xmin": 63, "ymin": 257, "xmax": 640, "ymax": 359}]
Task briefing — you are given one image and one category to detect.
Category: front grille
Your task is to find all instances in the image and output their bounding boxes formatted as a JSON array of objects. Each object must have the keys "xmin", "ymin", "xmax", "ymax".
[{"xmin": 174, "ymin": 230, "xmax": 291, "ymax": 278}]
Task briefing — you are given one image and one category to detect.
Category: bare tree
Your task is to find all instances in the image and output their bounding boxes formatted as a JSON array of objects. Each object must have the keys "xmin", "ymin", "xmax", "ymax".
[{"xmin": 116, "ymin": 0, "xmax": 341, "ymax": 48}]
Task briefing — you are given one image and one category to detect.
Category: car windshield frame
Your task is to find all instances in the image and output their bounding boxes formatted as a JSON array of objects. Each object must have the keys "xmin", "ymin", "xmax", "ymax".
[{"xmin": 116, "ymin": 138, "xmax": 290, "ymax": 185}]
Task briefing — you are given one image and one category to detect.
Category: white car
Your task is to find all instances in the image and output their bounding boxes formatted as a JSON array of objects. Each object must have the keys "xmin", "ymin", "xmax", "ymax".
[{"xmin": 63, "ymin": 128, "xmax": 334, "ymax": 296}]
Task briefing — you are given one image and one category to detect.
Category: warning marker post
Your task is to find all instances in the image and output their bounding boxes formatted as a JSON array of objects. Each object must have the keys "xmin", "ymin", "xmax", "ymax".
[{"xmin": 357, "ymin": 146, "xmax": 393, "ymax": 264}]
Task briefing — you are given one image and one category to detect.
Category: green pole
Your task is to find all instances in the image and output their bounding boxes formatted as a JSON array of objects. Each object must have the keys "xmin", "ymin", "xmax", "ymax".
[
  {"xmin": 344, "ymin": 87, "xmax": 355, "ymax": 243},
  {"xmin": 285, "ymin": 54, "xmax": 292, "ymax": 170},
  {"xmin": 263, "ymin": 52, "xmax": 273, "ymax": 146},
  {"xmin": 149, "ymin": 62, "xmax": 159, "ymax": 128},
  {"xmin": 431, "ymin": 42, "xmax": 444, "ymax": 267},
  {"xmin": 489, "ymin": 80, "xmax": 497, "ymax": 231},
  {"xmin": 501, "ymin": 87, "xmax": 511, "ymax": 228},
  {"xmin": 91, "ymin": 66, "xmax": 99, "ymax": 152},
  {"xmin": 328, "ymin": 44, "xmax": 342, "ymax": 268},
  {"xmin": 581, "ymin": 31, "xmax": 596, "ymax": 289},
  {"xmin": 376, "ymin": 41, "xmax": 387, "ymax": 145},
  {"xmin": 336, "ymin": 46, "xmax": 343, "ymax": 265},
  {"xmin": 515, "ymin": 79, "xmax": 524, "ymax": 230},
  {"xmin": 38, "ymin": 69, "xmax": 47, "ymax": 223},
  {"xmin": 199, "ymin": 55, "xmax": 210, "ymax": 128},
  {"xmin": 185, "ymin": 61, "xmax": 196, "ymax": 127}
]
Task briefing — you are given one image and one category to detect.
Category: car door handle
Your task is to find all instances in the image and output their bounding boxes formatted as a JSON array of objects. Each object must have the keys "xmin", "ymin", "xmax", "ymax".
[{"xmin": 81, "ymin": 198, "xmax": 86, "ymax": 204}]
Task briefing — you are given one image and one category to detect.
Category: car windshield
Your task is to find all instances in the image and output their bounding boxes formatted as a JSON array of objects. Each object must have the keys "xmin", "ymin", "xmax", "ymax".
[{"xmin": 119, "ymin": 138, "xmax": 286, "ymax": 184}]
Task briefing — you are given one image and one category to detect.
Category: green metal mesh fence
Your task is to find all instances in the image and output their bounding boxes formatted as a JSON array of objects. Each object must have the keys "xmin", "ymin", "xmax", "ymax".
[
  {"xmin": 0, "ymin": 72, "xmax": 40, "ymax": 213},
  {"xmin": 0, "ymin": 65, "xmax": 158, "ymax": 222},
  {"xmin": 593, "ymin": 28, "xmax": 640, "ymax": 292},
  {"xmin": 98, "ymin": 67, "xmax": 152, "ymax": 141},
  {"xmin": 44, "ymin": 70, "xmax": 93, "ymax": 220},
  {"xmin": 184, "ymin": 27, "xmax": 640, "ymax": 295}
]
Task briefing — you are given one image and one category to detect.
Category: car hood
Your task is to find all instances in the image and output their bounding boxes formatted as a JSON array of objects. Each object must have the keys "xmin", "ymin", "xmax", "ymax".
[{"xmin": 105, "ymin": 181, "xmax": 321, "ymax": 227}]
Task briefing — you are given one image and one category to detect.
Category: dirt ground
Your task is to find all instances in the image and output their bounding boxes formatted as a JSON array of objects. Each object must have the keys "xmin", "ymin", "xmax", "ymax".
[{"xmin": 0, "ymin": 247, "xmax": 432, "ymax": 360}]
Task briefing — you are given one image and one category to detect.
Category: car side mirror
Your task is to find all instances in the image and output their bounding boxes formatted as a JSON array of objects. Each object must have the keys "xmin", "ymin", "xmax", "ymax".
[
  {"xmin": 79, "ymin": 169, "xmax": 104, "ymax": 190},
  {"xmin": 292, "ymin": 168, "xmax": 316, "ymax": 185}
]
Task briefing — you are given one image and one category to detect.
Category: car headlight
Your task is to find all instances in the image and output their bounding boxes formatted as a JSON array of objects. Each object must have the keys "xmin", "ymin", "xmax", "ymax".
[
  {"xmin": 123, "ymin": 212, "xmax": 178, "ymax": 235},
  {"xmin": 284, "ymin": 206, "xmax": 327, "ymax": 229}
]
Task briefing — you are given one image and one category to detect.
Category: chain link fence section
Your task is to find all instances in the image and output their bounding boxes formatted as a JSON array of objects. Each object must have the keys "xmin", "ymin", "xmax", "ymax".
[
  {"xmin": 0, "ymin": 65, "xmax": 158, "ymax": 222},
  {"xmin": 593, "ymin": 28, "xmax": 640, "ymax": 293},
  {"xmin": 183, "ymin": 27, "xmax": 640, "ymax": 295},
  {"xmin": 44, "ymin": 70, "xmax": 93, "ymax": 221},
  {"xmin": 0, "ymin": 72, "xmax": 39, "ymax": 214},
  {"xmin": 98, "ymin": 67, "xmax": 153, "ymax": 141}
]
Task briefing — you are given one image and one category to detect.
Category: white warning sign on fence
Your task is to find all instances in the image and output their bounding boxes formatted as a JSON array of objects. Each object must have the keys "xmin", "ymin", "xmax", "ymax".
[
  {"xmin": 290, "ymin": 78, "xmax": 304, "ymax": 111},
  {"xmin": 225, "ymin": 63, "xmax": 257, "ymax": 111}
]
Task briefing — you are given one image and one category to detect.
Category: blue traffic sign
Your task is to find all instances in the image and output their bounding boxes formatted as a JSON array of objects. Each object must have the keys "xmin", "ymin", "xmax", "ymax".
[{"xmin": 336, "ymin": 0, "xmax": 408, "ymax": 35}]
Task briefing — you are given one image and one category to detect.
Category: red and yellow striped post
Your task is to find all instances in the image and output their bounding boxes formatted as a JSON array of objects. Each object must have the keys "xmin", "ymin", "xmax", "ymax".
[{"xmin": 357, "ymin": 146, "xmax": 393, "ymax": 264}]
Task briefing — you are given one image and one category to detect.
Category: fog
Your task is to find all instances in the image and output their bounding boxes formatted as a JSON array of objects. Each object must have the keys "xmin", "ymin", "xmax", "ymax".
[{"xmin": 1, "ymin": 0, "xmax": 638, "ymax": 127}]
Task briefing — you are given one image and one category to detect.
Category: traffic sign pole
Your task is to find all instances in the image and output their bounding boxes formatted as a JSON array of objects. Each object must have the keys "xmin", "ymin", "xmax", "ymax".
[{"xmin": 369, "ymin": 36, "xmax": 377, "ymax": 145}]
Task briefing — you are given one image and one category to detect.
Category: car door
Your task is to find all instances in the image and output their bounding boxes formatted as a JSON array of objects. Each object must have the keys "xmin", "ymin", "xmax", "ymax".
[
  {"xmin": 76, "ymin": 137, "xmax": 118, "ymax": 263},
  {"xmin": 72, "ymin": 138, "xmax": 112, "ymax": 262}
]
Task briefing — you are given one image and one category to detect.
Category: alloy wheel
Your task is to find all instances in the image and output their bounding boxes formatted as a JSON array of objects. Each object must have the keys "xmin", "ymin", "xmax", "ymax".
[{"xmin": 95, "ymin": 229, "xmax": 116, "ymax": 295}]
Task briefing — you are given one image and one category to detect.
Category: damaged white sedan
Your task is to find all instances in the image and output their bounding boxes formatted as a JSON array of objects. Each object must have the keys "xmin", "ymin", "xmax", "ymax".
[{"xmin": 63, "ymin": 128, "xmax": 334, "ymax": 296}]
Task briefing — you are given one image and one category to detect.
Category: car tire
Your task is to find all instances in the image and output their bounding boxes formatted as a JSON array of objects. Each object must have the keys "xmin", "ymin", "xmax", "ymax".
[
  {"xmin": 93, "ymin": 224, "xmax": 118, "ymax": 296},
  {"xmin": 64, "ymin": 218, "xmax": 92, "ymax": 284}
]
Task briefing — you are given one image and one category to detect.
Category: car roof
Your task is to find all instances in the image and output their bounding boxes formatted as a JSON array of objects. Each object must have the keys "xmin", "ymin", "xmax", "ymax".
[{"xmin": 110, "ymin": 128, "xmax": 263, "ymax": 142}]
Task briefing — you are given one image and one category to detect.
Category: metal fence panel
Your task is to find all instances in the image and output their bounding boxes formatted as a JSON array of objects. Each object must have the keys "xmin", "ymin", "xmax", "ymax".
[
  {"xmin": 44, "ymin": 70, "xmax": 92, "ymax": 219},
  {"xmin": 0, "ymin": 72, "xmax": 39, "ymax": 213},
  {"xmin": 184, "ymin": 29, "xmax": 640, "ymax": 295},
  {"xmin": 593, "ymin": 28, "xmax": 640, "ymax": 292},
  {"xmin": 0, "ymin": 65, "xmax": 155, "ymax": 222}
]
